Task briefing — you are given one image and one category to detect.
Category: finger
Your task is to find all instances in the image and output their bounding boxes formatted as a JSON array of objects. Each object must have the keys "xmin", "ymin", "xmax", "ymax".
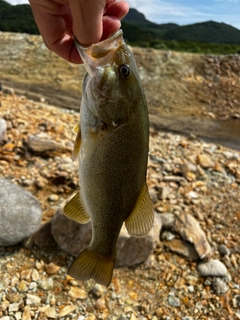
[
  {"xmin": 68, "ymin": 0, "xmax": 106, "ymax": 46},
  {"xmin": 104, "ymin": 1, "xmax": 129, "ymax": 21},
  {"xmin": 101, "ymin": 16, "xmax": 121, "ymax": 41},
  {"xmin": 30, "ymin": 1, "xmax": 82, "ymax": 63},
  {"xmin": 101, "ymin": 1, "xmax": 129, "ymax": 40}
]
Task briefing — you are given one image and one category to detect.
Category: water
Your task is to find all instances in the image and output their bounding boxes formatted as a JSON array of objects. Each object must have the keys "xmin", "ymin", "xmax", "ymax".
[{"xmin": 150, "ymin": 113, "xmax": 240, "ymax": 151}]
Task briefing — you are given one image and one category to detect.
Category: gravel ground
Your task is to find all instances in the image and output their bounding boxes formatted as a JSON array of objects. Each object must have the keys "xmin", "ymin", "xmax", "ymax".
[{"xmin": 0, "ymin": 92, "xmax": 240, "ymax": 319}]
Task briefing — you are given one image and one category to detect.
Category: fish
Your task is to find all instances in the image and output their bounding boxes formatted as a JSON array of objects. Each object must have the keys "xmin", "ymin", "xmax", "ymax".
[{"xmin": 63, "ymin": 29, "xmax": 154, "ymax": 286}]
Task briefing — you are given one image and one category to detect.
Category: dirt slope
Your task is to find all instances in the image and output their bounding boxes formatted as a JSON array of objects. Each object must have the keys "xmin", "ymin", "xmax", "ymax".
[{"xmin": 0, "ymin": 32, "xmax": 239, "ymax": 150}]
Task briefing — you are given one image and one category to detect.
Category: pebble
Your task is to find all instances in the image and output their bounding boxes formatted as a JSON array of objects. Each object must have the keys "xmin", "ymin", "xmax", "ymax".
[
  {"xmin": 31, "ymin": 269, "xmax": 40, "ymax": 282},
  {"xmin": 163, "ymin": 239, "xmax": 199, "ymax": 261},
  {"xmin": 8, "ymin": 302, "xmax": 21, "ymax": 312},
  {"xmin": 92, "ymin": 284, "xmax": 107, "ymax": 298},
  {"xmin": 26, "ymin": 294, "xmax": 41, "ymax": 306},
  {"xmin": 197, "ymin": 259, "xmax": 229, "ymax": 277},
  {"xmin": 168, "ymin": 294, "xmax": 181, "ymax": 307},
  {"xmin": 59, "ymin": 305, "xmax": 77, "ymax": 317},
  {"xmin": 48, "ymin": 194, "xmax": 59, "ymax": 202},
  {"xmin": 197, "ymin": 154, "xmax": 214, "ymax": 168},
  {"xmin": 38, "ymin": 278, "xmax": 54, "ymax": 291},
  {"xmin": 212, "ymin": 277, "xmax": 229, "ymax": 295},
  {"xmin": 22, "ymin": 306, "xmax": 31, "ymax": 320},
  {"xmin": 26, "ymin": 134, "xmax": 69, "ymax": 157},
  {"xmin": 28, "ymin": 282, "xmax": 37, "ymax": 291},
  {"xmin": 44, "ymin": 307, "xmax": 57, "ymax": 319},
  {"xmin": 218, "ymin": 244, "xmax": 230, "ymax": 256},
  {"xmin": 68, "ymin": 287, "xmax": 87, "ymax": 299},
  {"xmin": 0, "ymin": 118, "xmax": 7, "ymax": 142},
  {"xmin": 45, "ymin": 262, "xmax": 60, "ymax": 275},
  {"xmin": 160, "ymin": 213, "xmax": 175, "ymax": 228},
  {"xmin": 95, "ymin": 297, "xmax": 107, "ymax": 310},
  {"xmin": 6, "ymin": 292, "xmax": 21, "ymax": 303},
  {"xmin": 17, "ymin": 280, "xmax": 28, "ymax": 292}
]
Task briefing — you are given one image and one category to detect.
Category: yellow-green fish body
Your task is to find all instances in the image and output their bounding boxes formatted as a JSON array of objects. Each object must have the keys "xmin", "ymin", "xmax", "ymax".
[{"xmin": 64, "ymin": 30, "xmax": 153, "ymax": 286}]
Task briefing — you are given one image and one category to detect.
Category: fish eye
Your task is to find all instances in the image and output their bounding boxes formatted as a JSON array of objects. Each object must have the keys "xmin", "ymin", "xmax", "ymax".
[{"xmin": 118, "ymin": 64, "xmax": 131, "ymax": 78}]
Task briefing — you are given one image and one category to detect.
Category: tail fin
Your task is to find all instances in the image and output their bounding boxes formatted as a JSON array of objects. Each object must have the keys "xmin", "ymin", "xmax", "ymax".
[{"xmin": 68, "ymin": 249, "xmax": 115, "ymax": 287}]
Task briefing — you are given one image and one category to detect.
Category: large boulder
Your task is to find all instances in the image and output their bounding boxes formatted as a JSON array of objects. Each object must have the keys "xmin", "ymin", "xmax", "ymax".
[
  {"xmin": 0, "ymin": 177, "xmax": 42, "ymax": 246},
  {"xmin": 51, "ymin": 210, "xmax": 162, "ymax": 267}
]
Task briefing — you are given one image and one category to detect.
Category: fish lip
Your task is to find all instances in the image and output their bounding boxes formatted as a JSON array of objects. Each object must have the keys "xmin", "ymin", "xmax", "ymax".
[
  {"xmin": 75, "ymin": 29, "xmax": 123, "ymax": 50},
  {"xmin": 74, "ymin": 30, "xmax": 124, "ymax": 77}
]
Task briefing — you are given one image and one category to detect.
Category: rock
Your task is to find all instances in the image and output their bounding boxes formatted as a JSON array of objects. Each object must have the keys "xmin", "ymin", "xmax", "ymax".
[
  {"xmin": 197, "ymin": 154, "xmax": 214, "ymax": 168},
  {"xmin": 68, "ymin": 286, "xmax": 87, "ymax": 299},
  {"xmin": 115, "ymin": 213, "xmax": 161, "ymax": 267},
  {"xmin": 197, "ymin": 259, "xmax": 229, "ymax": 277},
  {"xmin": 161, "ymin": 231, "xmax": 175, "ymax": 241},
  {"xmin": 173, "ymin": 212, "xmax": 212, "ymax": 259},
  {"xmin": 48, "ymin": 194, "xmax": 59, "ymax": 202},
  {"xmin": 0, "ymin": 118, "xmax": 7, "ymax": 142},
  {"xmin": 51, "ymin": 210, "xmax": 161, "ymax": 268},
  {"xmin": 212, "ymin": 277, "xmax": 229, "ymax": 295},
  {"xmin": 45, "ymin": 262, "xmax": 60, "ymax": 275},
  {"xmin": 25, "ymin": 133, "xmax": 70, "ymax": 157},
  {"xmin": 8, "ymin": 302, "xmax": 21, "ymax": 312},
  {"xmin": 22, "ymin": 306, "xmax": 31, "ymax": 320},
  {"xmin": 33, "ymin": 221, "xmax": 57, "ymax": 250},
  {"xmin": 0, "ymin": 177, "xmax": 42, "ymax": 246},
  {"xmin": 51, "ymin": 210, "xmax": 92, "ymax": 257},
  {"xmin": 17, "ymin": 280, "xmax": 28, "ymax": 292},
  {"xmin": 38, "ymin": 278, "xmax": 54, "ymax": 291},
  {"xmin": 163, "ymin": 239, "xmax": 199, "ymax": 261},
  {"xmin": 168, "ymin": 294, "xmax": 180, "ymax": 307},
  {"xmin": 59, "ymin": 305, "xmax": 77, "ymax": 317},
  {"xmin": 95, "ymin": 297, "xmax": 107, "ymax": 310},
  {"xmin": 44, "ymin": 306, "xmax": 57, "ymax": 319},
  {"xmin": 218, "ymin": 244, "xmax": 230, "ymax": 256},
  {"xmin": 26, "ymin": 294, "xmax": 41, "ymax": 305},
  {"xmin": 160, "ymin": 213, "xmax": 175, "ymax": 229}
]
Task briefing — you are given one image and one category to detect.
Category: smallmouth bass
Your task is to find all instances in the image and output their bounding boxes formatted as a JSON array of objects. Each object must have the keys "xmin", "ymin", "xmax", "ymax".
[{"xmin": 64, "ymin": 30, "xmax": 154, "ymax": 286}]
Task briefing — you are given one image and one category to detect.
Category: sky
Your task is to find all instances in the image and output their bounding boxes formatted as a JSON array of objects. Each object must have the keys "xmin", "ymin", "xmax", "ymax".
[{"xmin": 5, "ymin": 0, "xmax": 240, "ymax": 30}]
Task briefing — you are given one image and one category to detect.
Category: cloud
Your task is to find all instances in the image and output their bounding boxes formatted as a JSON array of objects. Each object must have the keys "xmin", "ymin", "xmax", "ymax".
[
  {"xmin": 5, "ymin": 0, "xmax": 29, "ymax": 4},
  {"xmin": 127, "ymin": 0, "xmax": 213, "ymax": 24},
  {"xmin": 127, "ymin": 0, "xmax": 240, "ymax": 28}
]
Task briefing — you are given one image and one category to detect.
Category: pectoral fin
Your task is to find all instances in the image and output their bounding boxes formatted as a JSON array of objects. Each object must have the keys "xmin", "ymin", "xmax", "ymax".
[
  {"xmin": 125, "ymin": 183, "xmax": 154, "ymax": 237},
  {"xmin": 80, "ymin": 127, "xmax": 100, "ymax": 162},
  {"xmin": 72, "ymin": 124, "xmax": 81, "ymax": 161},
  {"xmin": 63, "ymin": 191, "xmax": 90, "ymax": 224}
]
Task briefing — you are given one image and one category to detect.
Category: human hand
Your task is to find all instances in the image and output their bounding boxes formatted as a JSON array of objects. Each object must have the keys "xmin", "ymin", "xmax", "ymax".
[{"xmin": 29, "ymin": 0, "xmax": 129, "ymax": 64}]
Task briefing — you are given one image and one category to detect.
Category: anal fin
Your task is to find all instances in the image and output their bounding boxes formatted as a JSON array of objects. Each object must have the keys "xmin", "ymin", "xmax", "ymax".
[
  {"xmin": 63, "ymin": 191, "xmax": 90, "ymax": 224},
  {"xmin": 68, "ymin": 249, "xmax": 115, "ymax": 287},
  {"xmin": 125, "ymin": 183, "xmax": 154, "ymax": 237}
]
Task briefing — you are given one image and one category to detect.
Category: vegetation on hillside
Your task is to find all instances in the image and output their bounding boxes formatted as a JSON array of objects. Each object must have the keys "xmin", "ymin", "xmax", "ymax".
[
  {"xmin": 1, "ymin": 1, "xmax": 240, "ymax": 55},
  {"xmin": 0, "ymin": 0, "xmax": 39, "ymax": 34}
]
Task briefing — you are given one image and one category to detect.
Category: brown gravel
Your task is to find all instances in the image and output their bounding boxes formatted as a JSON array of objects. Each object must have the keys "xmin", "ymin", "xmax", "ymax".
[{"xmin": 0, "ymin": 90, "xmax": 240, "ymax": 319}]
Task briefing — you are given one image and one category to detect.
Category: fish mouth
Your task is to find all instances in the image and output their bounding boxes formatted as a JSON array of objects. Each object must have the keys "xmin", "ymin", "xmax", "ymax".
[{"xmin": 74, "ymin": 30, "xmax": 124, "ymax": 77}]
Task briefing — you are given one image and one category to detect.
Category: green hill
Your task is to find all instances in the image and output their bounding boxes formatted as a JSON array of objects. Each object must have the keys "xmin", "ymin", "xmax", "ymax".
[
  {"xmin": 123, "ymin": 8, "xmax": 178, "ymax": 38},
  {"xmin": 163, "ymin": 20, "xmax": 240, "ymax": 44},
  {"xmin": 123, "ymin": 8, "xmax": 240, "ymax": 45},
  {"xmin": 0, "ymin": 0, "xmax": 39, "ymax": 34}
]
